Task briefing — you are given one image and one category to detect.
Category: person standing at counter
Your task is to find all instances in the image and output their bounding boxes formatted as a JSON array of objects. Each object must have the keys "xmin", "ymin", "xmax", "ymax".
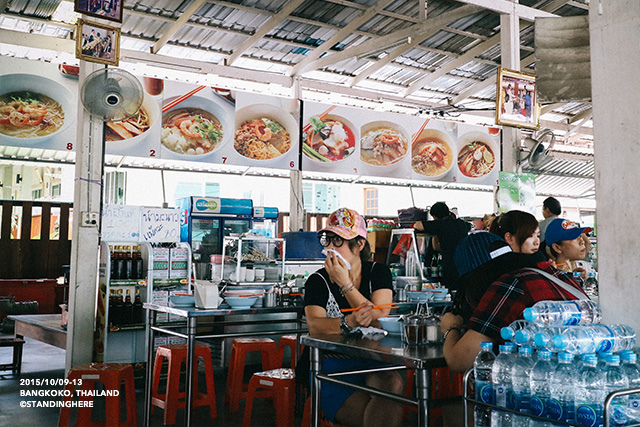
[
  {"xmin": 300, "ymin": 207, "xmax": 403, "ymax": 427},
  {"xmin": 413, "ymin": 201, "xmax": 471, "ymax": 291},
  {"xmin": 439, "ymin": 231, "xmax": 588, "ymax": 372},
  {"xmin": 538, "ymin": 196, "xmax": 561, "ymax": 244}
]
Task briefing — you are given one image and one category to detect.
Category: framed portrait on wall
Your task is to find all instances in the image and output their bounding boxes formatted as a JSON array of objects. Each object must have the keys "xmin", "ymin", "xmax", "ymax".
[
  {"xmin": 75, "ymin": 19, "xmax": 120, "ymax": 66},
  {"xmin": 74, "ymin": 0, "xmax": 123, "ymax": 23},
  {"xmin": 495, "ymin": 67, "xmax": 540, "ymax": 130}
]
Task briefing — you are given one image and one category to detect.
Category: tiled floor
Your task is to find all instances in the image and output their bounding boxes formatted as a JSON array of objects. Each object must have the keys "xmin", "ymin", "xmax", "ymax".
[{"xmin": 0, "ymin": 337, "xmax": 460, "ymax": 427}]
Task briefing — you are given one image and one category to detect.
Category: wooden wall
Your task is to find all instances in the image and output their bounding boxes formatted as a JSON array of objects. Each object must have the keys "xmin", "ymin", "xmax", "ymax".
[{"xmin": 0, "ymin": 200, "xmax": 72, "ymax": 279}]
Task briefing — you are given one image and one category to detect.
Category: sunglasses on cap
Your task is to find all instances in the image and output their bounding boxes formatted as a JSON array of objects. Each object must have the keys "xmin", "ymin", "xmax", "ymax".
[{"xmin": 318, "ymin": 233, "xmax": 345, "ymax": 248}]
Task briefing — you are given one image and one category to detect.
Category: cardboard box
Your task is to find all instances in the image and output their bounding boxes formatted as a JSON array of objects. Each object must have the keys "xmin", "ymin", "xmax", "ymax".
[
  {"xmin": 152, "ymin": 290, "xmax": 169, "ymax": 322},
  {"xmin": 153, "ymin": 247, "xmax": 170, "ymax": 279},
  {"xmin": 367, "ymin": 230, "xmax": 391, "ymax": 251},
  {"xmin": 153, "ymin": 336, "xmax": 168, "ymax": 354},
  {"xmin": 169, "ymin": 247, "xmax": 189, "ymax": 279}
]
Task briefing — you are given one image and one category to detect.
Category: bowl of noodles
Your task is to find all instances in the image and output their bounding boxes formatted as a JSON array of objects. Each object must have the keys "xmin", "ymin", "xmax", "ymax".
[
  {"xmin": 0, "ymin": 74, "xmax": 74, "ymax": 143},
  {"xmin": 104, "ymin": 92, "xmax": 159, "ymax": 148},
  {"xmin": 161, "ymin": 95, "xmax": 231, "ymax": 157},
  {"xmin": 360, "ymin": 121, "xmax": 409, "ymax": 166},
  {"xmin": 234, "ymin": 104, "xmax": 297, "ymax": 161},
  {"xmin": 302, "ymin": 114, "xmax": 357, "ymax": 162},
  {"xmin": 411, "ymin": 128, "xmax": 455, "ymax": 180},
  {"xmin": 457, "ymin": 131, "xmax": 497, "ymax": 178}
]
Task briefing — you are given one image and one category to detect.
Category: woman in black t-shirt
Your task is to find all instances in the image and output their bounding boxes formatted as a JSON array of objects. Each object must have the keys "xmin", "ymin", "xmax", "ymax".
[{"xmin": 300, "ymin": 208, "xmax": 403, "ymax": 427}]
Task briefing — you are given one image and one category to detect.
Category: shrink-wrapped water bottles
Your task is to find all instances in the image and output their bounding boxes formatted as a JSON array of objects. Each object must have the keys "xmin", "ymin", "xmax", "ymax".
[
  {"xmin": 529, "ymin": 349, "xmax": 556, "ymax": 426},
  {"xmin": 492, "ymin": 343, "xmax": 516, "ymax": 408},
  {"xmin": 523, "ymin": 300, "xmax": 602, "ymax": 326},
  {"xmin": 575, "ymin": 354, "xmax": 605, "ymax": 427},
  {"xmin": 549, "ymin": 352, "xmax": 576, "ymax": 424},
  {"xmin": 604, "ymin": 355, "xmax": 629, "ymax": 426},
  {"xmin": 474, "ymin": 342, "xmax": 495, "ymax": 427},
  {"xmin": 621, "ymin": 352, "xmax": 640, "ymax": 425},
  {"xmin": 552, "ymin": 324, "xmax": 636, "ymax": 354},
  {"xmin": 511, "ymin": 346, "xmax": 535, "ymax": 427}
]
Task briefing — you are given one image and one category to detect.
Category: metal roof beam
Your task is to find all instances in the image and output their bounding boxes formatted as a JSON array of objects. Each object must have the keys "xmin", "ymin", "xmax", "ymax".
[
  {"xmin": 403, "ymin": 0, "xmax": 567, "ymax": 97},
  {"xmin": 288, "ymin": 0, "xmax": 396, "ymax": 77},
  {"xmin": 453, "ymin": 0, "xmax": 557, "ymax": 21},
  {"xmin": 151, "ymin": 0, "xmax": 208, "ymax": 54},
  {"xmin": 297, "ymin": 4, "xmax": 480, "ymax": 75},
  {"xmin": 226, "ymin": 0, "xmax": 305, "ymax": 66}
]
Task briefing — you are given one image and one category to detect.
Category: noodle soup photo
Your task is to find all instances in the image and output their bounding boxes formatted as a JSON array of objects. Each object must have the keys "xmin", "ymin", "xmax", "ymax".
[
  {"xmin": 234, "ymin": 104, "xmax": 296, "ymax": 161},
  {"xmin": 457, "ymin": 131, "xmax": 497, "ymax": 178},
  {"xmin": 0, "ymin": 91, "xmax": 64, "ymax": 138},
  {"xmin": 360, "ymin": 121, "xmax": 409, "ymax": 166},
  {"xmin": 105, "ymin": 94, "xmax": 159, "ymax": 145},
  {"xmin": 411, "ymin": 128, "xmax": 454, "ymax": 179},
  {"xmin": 303, "ymin": 115, "xmax": 356, "ymax": 162},
  {"xmin": 0, "ymin": 73, "xmax": 73, "ymax": 143},
  {"xmin": 161, "ymin": 95, "xmax": 230, "ymax": 157}
]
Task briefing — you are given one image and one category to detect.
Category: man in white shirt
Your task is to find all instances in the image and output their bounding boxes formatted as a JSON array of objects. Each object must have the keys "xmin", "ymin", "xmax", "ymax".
[{"xmin": 538, "ymin": 196, "xmax": 561, "ymax": 244}]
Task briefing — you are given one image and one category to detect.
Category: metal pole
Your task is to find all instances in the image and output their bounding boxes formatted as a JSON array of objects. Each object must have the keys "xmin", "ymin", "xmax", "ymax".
[
  {"xmin": 184, "ymin": 317, "xmax": 197, "ymax": 426},
  {"xmin": 143, "ymin": 309, "xmax": 156, "ymax": 427},
  {"xmin": 416, "ymin": 367, "xmax": 430, "ymax": 427},
  {"xmin": 310, "ymin": 346, "xmax": 321, "ymax": 427}
]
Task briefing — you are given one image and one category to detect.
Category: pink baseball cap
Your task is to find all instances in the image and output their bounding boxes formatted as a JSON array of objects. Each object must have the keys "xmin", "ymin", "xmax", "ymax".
[{"xmin": 319, "ymin": 208, "xmax": 367, "ymax": 240}]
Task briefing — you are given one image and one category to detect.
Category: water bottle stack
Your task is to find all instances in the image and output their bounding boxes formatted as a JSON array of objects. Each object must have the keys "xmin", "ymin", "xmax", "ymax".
[{"xmin": 472, "ymin": 300, "xmax": 640, "ymax": 427}]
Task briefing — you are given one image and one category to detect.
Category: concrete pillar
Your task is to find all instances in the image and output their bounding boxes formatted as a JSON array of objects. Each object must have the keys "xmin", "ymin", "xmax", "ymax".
[
  {"xmin": 65, "ymin": 61, "xmax": 105, "ymax": 371},
  {"xmin": 589, "ymin": 0, "xmax": 640, "ymax": 329}
]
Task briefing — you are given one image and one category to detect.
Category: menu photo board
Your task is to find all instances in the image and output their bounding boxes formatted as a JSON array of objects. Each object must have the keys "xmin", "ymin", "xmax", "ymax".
[
  {"xmin": 158, "ymin": 80, "xmax": 300, "ymax": 171},
  {"xmin": 301, "ymin": 101, "xmax": 501, "ymax": 185}
]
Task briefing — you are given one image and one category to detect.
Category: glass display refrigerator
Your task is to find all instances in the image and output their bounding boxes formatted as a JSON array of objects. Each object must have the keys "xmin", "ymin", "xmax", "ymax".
[
  {"xmin": 251, "ymin": 206, "xmax": 279, "ymax": 238},
  {"xmin": 177, "ymin": 197, "xmax": 253, "ymax": 277}
]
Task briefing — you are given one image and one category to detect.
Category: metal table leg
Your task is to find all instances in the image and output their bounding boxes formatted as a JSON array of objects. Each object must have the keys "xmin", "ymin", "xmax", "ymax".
[
  {"xmin": 416, "ymin": 367, "xmax": 430, "ymax": 427},
  {"xmin": 184, "ymin": 316, "xmax": 197, "ymax": 427},
  {"xmin": 310, "ymin": 346, "xmax": 321, "ymax": 427},
  {"xmin": 143, "ymin": 309, "xmax": 156, "ymax": 427}
]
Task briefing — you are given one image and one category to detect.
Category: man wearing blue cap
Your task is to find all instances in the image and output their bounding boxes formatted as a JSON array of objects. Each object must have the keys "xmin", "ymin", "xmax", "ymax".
[{"xmin": 546, "ymin": 218, "xmax": 592, "ymax": 278}]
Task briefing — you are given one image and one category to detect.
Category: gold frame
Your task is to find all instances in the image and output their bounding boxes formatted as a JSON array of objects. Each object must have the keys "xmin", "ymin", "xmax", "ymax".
[
  {"xmin": 75, "ymin": 19, "xmax": 120, "ymax": 66},
  {"xmin": 495, "ymin": 67, "xmax": 540, "ymax": 130}
]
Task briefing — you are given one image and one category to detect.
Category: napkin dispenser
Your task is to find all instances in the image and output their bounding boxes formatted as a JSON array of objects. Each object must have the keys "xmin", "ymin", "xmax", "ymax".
[{"xmin": 194, "ymin": 280, "xmax": 222, "ymax": 309}]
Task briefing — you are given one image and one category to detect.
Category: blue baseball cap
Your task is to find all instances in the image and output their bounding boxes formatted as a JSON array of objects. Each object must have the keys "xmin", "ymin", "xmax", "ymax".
[
  {"xmin": 454, "ymin": 231, "xmax": 512, "ymax": 277},
  {"xmin": 545, "ymin": 218, "xmax": 592, "ymax": 247}
]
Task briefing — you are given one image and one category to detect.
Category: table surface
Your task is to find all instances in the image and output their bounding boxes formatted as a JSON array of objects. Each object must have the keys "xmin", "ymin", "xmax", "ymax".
[
  {"xmin": 143, "ymin": 302, "xmax": 305, "ymax": 317},
  {"xmin": 7, "ymin": 314, "xmax": 66, "ymax": 349},
  {"xmin": 301, "ymin": 333, "xmax": 446, "ymax": 369}
]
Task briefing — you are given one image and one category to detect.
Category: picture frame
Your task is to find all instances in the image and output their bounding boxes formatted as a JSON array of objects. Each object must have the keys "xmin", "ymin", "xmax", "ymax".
[
  {"xmin": 74, "ymin": 0, "xmax": 123, "ymax": 23},
  {"xmin": 75, "ymin": 19, "xmax": 120, "ymax": 66},
  {"xmin": 495, "ymin": 67, "xmax": 540, "ymax": 130}
]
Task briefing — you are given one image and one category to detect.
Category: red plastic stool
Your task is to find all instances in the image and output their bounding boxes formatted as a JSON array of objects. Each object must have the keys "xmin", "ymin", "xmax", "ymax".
[
  {"xmin": 277, "ymin": 335, "xmax": 303, "ymax": 369},
  {"xmin": 242, "ymin": 368, "xmax": 295, "ymax": 427},
  {"xmin": 225, "ymin": 338, "xmax": 278, "ymax": 413},
  {"xmin": 402, "ymin": 367, "xmax": 464, "ymax": 421},
  {"xmin": 58, "ymin": 363, "xmax": 137, "ymax": 427},
  {"xmin": 151, "ymin": 343, "xmax": 217, "ymax": 425}
]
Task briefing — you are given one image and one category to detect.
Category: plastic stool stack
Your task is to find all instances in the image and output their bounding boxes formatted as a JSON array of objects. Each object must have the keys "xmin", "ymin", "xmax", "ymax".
[
  {"xmin": 151, "ymin": 343, "xmax": 217, "ymax": 425},
  {"xmin": 242, "ymin": 368, "xmax": 295, "ymax": 427},
  {"xmin": 277, "ymin": 335, "xmax": 303, "ymax": 369},
  {"xmin": 58, "ymin": 363, "xmax": 137, "ymax": 427},
  {"xmin": 225, "ymin": 338, "xmax": 277, "ymax": 412}
]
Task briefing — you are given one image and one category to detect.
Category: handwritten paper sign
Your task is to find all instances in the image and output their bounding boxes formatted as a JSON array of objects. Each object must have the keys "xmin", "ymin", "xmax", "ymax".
[
  {"xmin": 140, "ymin": 208, "xmax": 180, "ymax": 242},
  {"xmin": 101, "ymin": 205, "xmax": 141, "ymax": 242}
]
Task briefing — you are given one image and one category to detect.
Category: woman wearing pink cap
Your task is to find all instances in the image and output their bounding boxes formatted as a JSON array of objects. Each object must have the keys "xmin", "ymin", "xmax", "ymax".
[{"xmin": 297, "ymin": 207, "xmax": 403, "ymax": 427}]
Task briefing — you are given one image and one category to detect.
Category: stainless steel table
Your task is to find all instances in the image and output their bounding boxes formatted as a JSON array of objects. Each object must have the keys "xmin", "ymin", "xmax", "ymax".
[
  {"xmin": 301, "ymin": 333, "xmax": 448, "ymax": 427},
  {"xmin": 142, "ymin": 303, "xmax": 306, "ymax": 427}
]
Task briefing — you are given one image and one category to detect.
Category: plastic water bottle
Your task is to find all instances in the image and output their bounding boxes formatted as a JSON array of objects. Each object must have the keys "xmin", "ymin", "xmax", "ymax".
[
  {"xmin": 534, "ymin": 327, "xmax": 566, "ymax": 352},
  {"xmin": 529, "ymin": 349, "xmax": 556, "ymax": 426},
  {"xmin": 604, "ymin": 355, "xmax": 629, "ymax": 426},
  {"xmin": 553, "ymin": 324, "xmax": 636, "ymax": 354},
  {"xmin": 523, "ymin": 300, "xmax": 602, "ymax": 326},
  {"xmin": 474, "ymin": 342, "xmax": 496, "ymax": 404},
  {"xmin": 549, "ymin": 352, "xmax": 576, "ymax": 424},
  {"xmin": 575, "ymin": 354, "xmax": 605, "ymax": 427},
  {"xmin": 514, "ymin": 323, "xmax": 545, "ymax": 347},
  {"xmin": 474, "ymin": 342, "xmax": 495, "ymax": 427},
  {"xmin": 501, "ymin": 319, "xmax": 531, "ymax": 342},
  {"xmin": 511, "ymin": 346, "xmax": 535, "ymax": 427},
  {"xmin": 621, "ymin": 352, "xmax": 640, "ymax": 425},
  {"xmin": 584, "ymin": 272, "xmax": 599, "ymax": 296},
  {"xmin": 573, "ymin": 271, "xmax": 585, "ymax": 288},
  {"xmin": 492, "ymin": 343, "xmax": 517, "ymax": 408}
]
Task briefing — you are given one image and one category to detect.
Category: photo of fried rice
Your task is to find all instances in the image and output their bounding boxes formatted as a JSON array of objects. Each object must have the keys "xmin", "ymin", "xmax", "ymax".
[{"xmin": 234, "ymin": 117, "xmax": 291, "ymax": 160}]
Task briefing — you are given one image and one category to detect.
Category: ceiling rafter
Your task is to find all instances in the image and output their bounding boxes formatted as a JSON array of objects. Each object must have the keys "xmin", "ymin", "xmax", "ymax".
[
  {"xmin": 288, "ymin": 0, "xmax": 396, "ymax": 77},
  {"xmin": 151, "ymin": 0, "xmax": 208, "ymax": 54},
  {"xmin": 226, "ymin": 0, "xmax": 305, "ymax": 66}
]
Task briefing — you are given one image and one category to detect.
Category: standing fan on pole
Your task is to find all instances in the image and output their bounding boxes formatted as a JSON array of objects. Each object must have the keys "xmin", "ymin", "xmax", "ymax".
[{"xmin": 80, "ymin": 68, "xmax": 143, "ymax": 121}]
